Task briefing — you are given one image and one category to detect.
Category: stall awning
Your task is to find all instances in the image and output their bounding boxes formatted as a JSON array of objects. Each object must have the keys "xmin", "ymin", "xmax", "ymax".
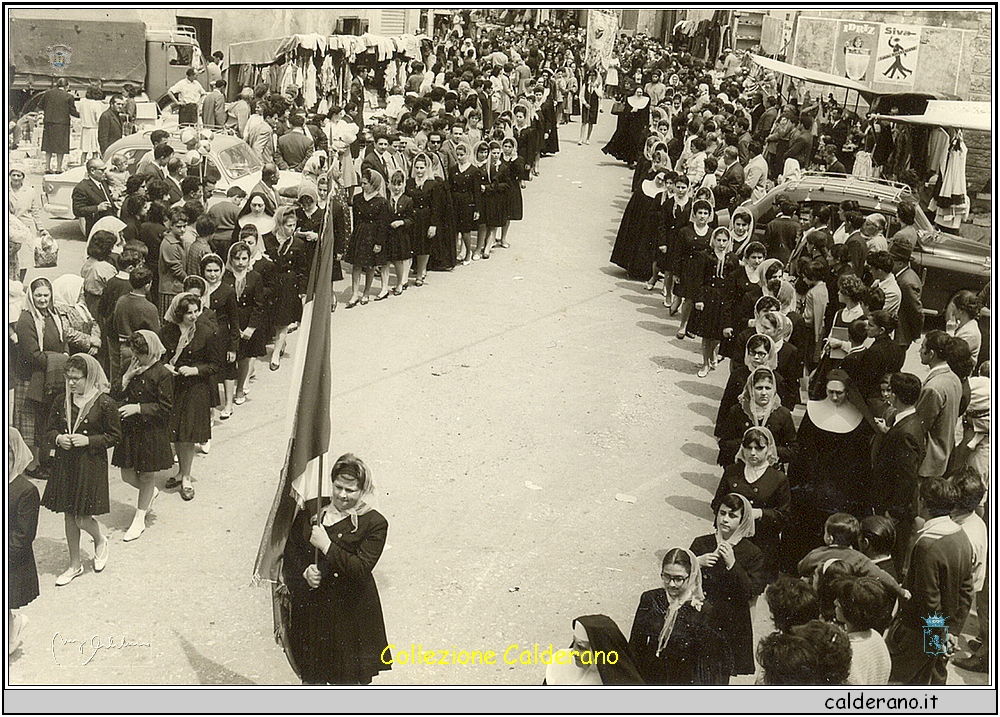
[
  {"xmin": 751, "ymin": 54, "xmax": 882, "ymax": 100},
  {"xmin": 228, "ymin": 32, "xmax": 427, "ymax": 66},
  {"xmin": 873, "ymin": 101, "xmax": 992, "ymax": 132}
]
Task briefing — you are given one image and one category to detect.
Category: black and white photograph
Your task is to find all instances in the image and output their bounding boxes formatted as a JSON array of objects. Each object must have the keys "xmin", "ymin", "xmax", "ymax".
[{"xmin": 4, "ymin": 4, "xmax": 995, "ymax": 713}]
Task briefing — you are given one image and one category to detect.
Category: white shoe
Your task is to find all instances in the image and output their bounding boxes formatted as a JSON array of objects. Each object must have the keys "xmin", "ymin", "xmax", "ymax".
[
  {"xmin": 123, "ymin": 519, "xmax": 145, "ymax": 542},
  {"xmin": 9, "ymin": 614, "xmax": 27, "ymax": 654},
  {"xmin": 56, "ymin": 565, "xmax": 84, "ymax": 586},
  {"xmin": 196, "ymin": 441, "xmax": 211, "ymax": 455},
  {"xmin": 94, "ymin": 538, "xmax": 109, "ymax": 572}
]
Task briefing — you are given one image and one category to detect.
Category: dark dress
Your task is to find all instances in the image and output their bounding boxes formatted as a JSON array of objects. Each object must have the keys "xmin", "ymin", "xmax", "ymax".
[
  {"xmin": 690, "ymin": 534, "xmax": 766, "ymax": 675},
  {"xmin": 675, "ymin": 225, "xmax": 712, "ymax": 299},
  {"xmin": 345, "ymin": 194, "xmax": 391, "ymax": 269},
  {"xmin": 609, "ymin": 188, "xmax": 662, "ymax": 281},
  {"xmin": 481, "ymin": 161, "xmax": 510, "ymax": 229},
  {"xmin": 711, "ymin": 463, "xmax": 791, "ymax": 583},
  {"xmin": 161, "ymin": 321, "xmax": 218, "ymax": 443},
  {"xmin": 539, "ymin": 98, "xmax": 560, "ymax": 155},
  {"xmin": 223, "ymin": 269, "xmax": 268, "ymax": 359},
  {"xmin": 207, "ymin": 283, "xmax": 240, "ymax": 380},
  {"xmin": 687, "ymin": 251, "xmax": 739, "ymax": 340},
  {"xmin": 603, "ymin": 102, "xmax": 650, "ymax": 164},
  {"xmin": 406, "ymin": 178, "xmax": 442, "ymax": 257},
  {"xmin": 449, "ymin": 164, "xmax": 484, "ymax": 233},
  {"xmin": 281, "ymin": 506, "xmax": 391, "ymax": 685},
  {"xmin": 785, "ymin": 408, "xmax": 874, "ymax": 570},
  {"xmin": 662, "ymin": 198, "xmax": 692, "ymax": 277},
  {"xmin": 514, "ymin": 125, "xmax": 538, "ymax": 170},
  {"xmin": 582, "ymin": 88, "xmax": 600, "ymax": 125},
  {"xmin": 386, "ymin": 194, "xmax": 414, "ymax": 262},
  {"xmin": 628, "ymin": 589, "xmax": 732, "ymax": 685},
  {"xmin": 716, "ymin": 402, "xmax": 798, "ymax": 468},
  {"xmin": 111, "ymin": 362, "xmax": 175, "ymax": 472},
  {"xmin": 41, "ymin": 393, "xmax": 121, "ymax": 516},
  {"xmin": 9, "ymin": 474, "xmax": 40, "ymax": 609},
  {"xmin": 428, "ymin": 160, "xmax": 458, "ymax": 271},
  {"xmin": 295, "ymin": 206, "xmax": 324, "ymax": 273},
  {"xmin": 264, "ymin": 235, "xmax": 308, "ymax": 327},
  {"xmin": 502, "ymin": 156, "xmax": 527, "ymax": 221},
  {"xmin": 721, "ymin": 267, "xmax": 760, "ymax": 359}
]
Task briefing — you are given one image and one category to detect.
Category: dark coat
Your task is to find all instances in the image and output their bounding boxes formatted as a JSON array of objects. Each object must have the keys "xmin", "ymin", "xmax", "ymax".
[
  {"xmin": 712, "ymin": 463, "xmax": 790, "ymax": 580},
  {"xmin": 888, "ymin": 525, "xmax": 974, "ymax": 685},
  {"xmin": 841, "ymin": 334, "xmax": 906, "ymax": 401},
  {"xmin": 763, "ymin": 216, "xmax": 799, "ymax": 264},
  {"xmin": 628, "ymin": 590, "xmax": 732, "ymax": 685},
  {"xmin": 72, "ymin": 177, "xmax": 117, "ymax": 236},
  {"xmin": 690, "ymin": 534, "xmax": 766, "ymax": 675},
  {"xmin": 282, "ymin": 507, "xmax": 390, "ymax": 685},
  {"xmin": 111, "ymin": 362, "xmax": 175, "ymax": 473},
  {"xmin": 871, "ymin": 412, "xmax": 925, "ymax": 521},
  {"xmin": 41, "ymin": 393, "xmax": 121, "ymax": 516},
  {"xmin": 895, "ymin": 267, "xmax": 924, "ymax": 346},
  {"xmin": 276, "ymin": 130, "xmax": 314, "ymax": 172},
  {"xmin": 717, "ymin": 402, "xmax": 798, "ymax": 468},
  {"xmin": 97, "ymin": 109, "xmax": 124, "ymax": 155},
  {"xmin": 223, "ymin": 269, "xmax": 267, "ymax": 358},
  {"xmin": 8, "ymin": 475, "xmax": 40, "ymax": 609}
]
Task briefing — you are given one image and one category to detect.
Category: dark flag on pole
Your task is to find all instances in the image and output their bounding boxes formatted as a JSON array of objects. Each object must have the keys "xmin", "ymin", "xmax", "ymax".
[{"xmin": 252, "ymin": 216, "xmax": 335, "ymax": 588}]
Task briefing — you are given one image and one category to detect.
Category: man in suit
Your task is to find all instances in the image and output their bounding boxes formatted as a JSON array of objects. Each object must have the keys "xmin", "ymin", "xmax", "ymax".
[
  {"xmin": 360, "ymin": 128, "xmax": 392, "ymax": 183},
  {"xmin": 201, "ymin": 80, "xmax": 228, "ymax": 128},
  {"xmin": 97, "ymin": 94, "xmax": 125, "ymax": 156},
  {"xmin": 714, "ymin": 146, "xmax": 746, "ymax": 212},
  {"xmin": 783, "ymin": 114, "xmax": 814, "ymax": 169},
  {"xmin": 276, "ymin": 113, "xmax": 314, "ymax": 172},
  {"xmin": 72, "ymin": 158, "xmax": 117, "ymax": 235},
  {"xmin": 164, "ymin": 157, "xmax": 187, "ymax": 205},
  {"xmin": 887, "ymin": 477, "xmax": 973, "ymax": 685},
  {"xmin": 872, "ymin": 372, "xmax": 926, "ymax": 572},
  {"xmin": 763, "ymin": 197, "xmax": 799, "ymax": 264},
  {"xmin": 248, "ymin": 163, "xmax": 281, "ymax": 214},
  {"xmin": 890, "ymin": 241, "xmax": 924, "ymax": 347},
  {"xmin": 915, "ymin": 331, "xmax": 963, "ymax": 479},
  {"xmin": 40, "ymin": 77, "xmax": 79, "ymax": 173}
]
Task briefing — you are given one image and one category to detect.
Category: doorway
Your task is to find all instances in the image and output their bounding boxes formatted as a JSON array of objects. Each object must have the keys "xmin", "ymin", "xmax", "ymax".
[{"xmin": 177, "ymin": 15, "xmax": 214, "ymax": 57}]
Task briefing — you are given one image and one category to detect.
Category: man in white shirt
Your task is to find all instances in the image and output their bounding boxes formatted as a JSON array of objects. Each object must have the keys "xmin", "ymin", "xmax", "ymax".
[
  {"xmin": 169, "ymin": 68, "xmax": 207, "ymax": 126},
  {"xmin": 868, "ymin": 251, "xmax": 901, "ymax": 317}
]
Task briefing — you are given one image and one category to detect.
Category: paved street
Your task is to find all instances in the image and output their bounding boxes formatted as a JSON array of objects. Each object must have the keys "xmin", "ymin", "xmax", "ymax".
[{"xmin": 9, "ymin": 109, "xmax": 986, "ymax": 687}]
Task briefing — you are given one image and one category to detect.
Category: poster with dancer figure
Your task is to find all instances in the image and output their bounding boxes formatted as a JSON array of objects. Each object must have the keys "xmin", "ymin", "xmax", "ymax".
[
  {"xmin": 875, "ymin": 24, "xmax": 921, "ymax": 86},
  {"xmin": 834, "ymin": 21, "xmax": 878, "ymax": 83}
]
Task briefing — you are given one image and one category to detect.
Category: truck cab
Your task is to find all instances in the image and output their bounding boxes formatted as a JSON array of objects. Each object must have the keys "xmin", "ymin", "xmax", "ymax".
[{"xmin": 145, "ymin": 24, "xmax": 207, "ymax": 104}]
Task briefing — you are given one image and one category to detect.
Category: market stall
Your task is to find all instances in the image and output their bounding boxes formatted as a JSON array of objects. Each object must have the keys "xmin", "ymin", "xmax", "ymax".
[{"xmin": 225, "ymin": 31, "xmax": 427, "ymax": 110}]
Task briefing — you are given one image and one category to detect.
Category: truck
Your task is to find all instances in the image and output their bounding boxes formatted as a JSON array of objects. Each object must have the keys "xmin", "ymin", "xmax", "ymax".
[{"xmin": 9, "ymin": 16, "xmax": 207, "ymax": 115}]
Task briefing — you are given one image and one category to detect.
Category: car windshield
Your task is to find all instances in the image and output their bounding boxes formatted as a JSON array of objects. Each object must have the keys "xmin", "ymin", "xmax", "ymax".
[{"xmin": 217, "ymin": 143, "xmax": 261, "ymax": 179}]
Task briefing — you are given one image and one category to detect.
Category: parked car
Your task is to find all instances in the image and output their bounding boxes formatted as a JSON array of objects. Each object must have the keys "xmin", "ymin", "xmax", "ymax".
[
  {"xmin": 42, "ymin": 128, "xmax": 302, "ymax": 232},
  {"xmin": 738, "ymin": 172, "xmax": 991, "ymax": 316}
]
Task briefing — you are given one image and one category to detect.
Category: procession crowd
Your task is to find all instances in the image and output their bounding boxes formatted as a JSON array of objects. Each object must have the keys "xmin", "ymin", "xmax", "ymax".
[
  {"xmin": 589, "ymin": 32, "xmax": 990, "ymax": 686},
  {"xmin": 7, "ymin": 14, "xmax": 992, "ymax": 689}
]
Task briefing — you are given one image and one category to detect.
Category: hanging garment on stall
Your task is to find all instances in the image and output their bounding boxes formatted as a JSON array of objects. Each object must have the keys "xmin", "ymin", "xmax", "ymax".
[
  {"xmin": 926, "ymin": 127, "xmax": 950, "ymax": 179},
  {"xmin": 303, "ymin": 61, "xmax": 318, "ymax": 109},
  {"xmin": 930, "ymin": 132, "xmax": 969, "ymax": 230}
]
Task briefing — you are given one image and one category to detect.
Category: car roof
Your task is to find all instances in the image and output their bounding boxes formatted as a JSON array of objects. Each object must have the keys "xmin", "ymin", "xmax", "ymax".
[{"xmin": 770, "ymin": 173, "xmax": 915, "ymax": 211}]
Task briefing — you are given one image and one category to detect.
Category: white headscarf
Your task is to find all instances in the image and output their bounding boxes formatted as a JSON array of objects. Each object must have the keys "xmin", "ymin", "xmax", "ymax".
[
  {"xmin": 715, "ymin": 492, "xmax": 757, "ymax": 547},
  {"xmin": 52, "ymin": 274, "xmax": 94, "ymax": 323},
  {"xmin": 9, "ymin": 427, "xmax": 33, "ymax": 481},
  {"xmin": 24, "ymin": 277, "xmax": 64, "ymax": 347},
  {"xmin": 657, "ymin": 548, "xmax": 705, "ymax": 656},
  {"xmin": 121, "ymin": 329, "xmax": 166, "ymax": 390},
  {"xmin": 64, "ymin": 353, "xmax": 110, "ymax": 434}
]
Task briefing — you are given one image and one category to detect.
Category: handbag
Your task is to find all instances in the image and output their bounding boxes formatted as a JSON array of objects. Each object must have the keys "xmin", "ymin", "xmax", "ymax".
[
  {"xmin": 611, "ymin": 101, "xmax": 626, "ymax": 115},
  {"xmin": 34, "ymin": 231, "xmax": 59, "ymax": 268}
]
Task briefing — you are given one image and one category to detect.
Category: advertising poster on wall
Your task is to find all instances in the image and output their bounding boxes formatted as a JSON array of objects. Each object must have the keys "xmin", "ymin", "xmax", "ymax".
[
  {"xmin": 876, "ymin": 23, "xmax": 921, "ymax": 86},
  {"xmin": 834, "ymin": 20, "xmax": 879, "ymax": 83}
]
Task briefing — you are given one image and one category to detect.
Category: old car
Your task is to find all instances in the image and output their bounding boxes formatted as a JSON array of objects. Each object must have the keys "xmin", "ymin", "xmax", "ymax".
[
  {"xmin": 739, "ymin": 172, "xmax": 991, "ymax": 316},
  {"xmin": 42, "ymin": 128, "xmax": 302, "ymax": 232}
]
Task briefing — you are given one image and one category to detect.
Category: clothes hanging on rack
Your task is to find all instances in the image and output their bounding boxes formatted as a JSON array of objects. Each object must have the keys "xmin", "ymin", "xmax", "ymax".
[{"xmin": 930, "ymin": 131, "xmax": 968, "ymax": 230}]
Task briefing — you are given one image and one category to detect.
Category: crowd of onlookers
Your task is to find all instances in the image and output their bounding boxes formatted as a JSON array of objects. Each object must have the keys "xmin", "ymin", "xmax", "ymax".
[{"xmin": 595, "ymin": 33, "xmax": 990, "ymax": 686}]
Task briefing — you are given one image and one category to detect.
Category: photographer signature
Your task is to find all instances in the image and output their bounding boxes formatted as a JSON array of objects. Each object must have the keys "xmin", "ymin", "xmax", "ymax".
[{"xmin": 51, "ymin": 632, "xmax": 150, "ymax": 665}]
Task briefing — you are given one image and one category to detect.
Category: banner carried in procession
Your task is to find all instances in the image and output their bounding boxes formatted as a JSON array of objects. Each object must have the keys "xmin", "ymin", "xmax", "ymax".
[
  {"xmin": 875, "ymin": 24, "xmax": 921, "ymax": 87},
  {"xmin": 834, "ymin": 21, "xmax": 879, "ymax": 83},
  {"xmin": 585, "ymin": 9, "xmax": 619, "ymax": 72}
]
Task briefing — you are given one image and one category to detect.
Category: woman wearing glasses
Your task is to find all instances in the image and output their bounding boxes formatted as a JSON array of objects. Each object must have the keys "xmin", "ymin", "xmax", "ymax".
[{"xmin": 628, "ymin": 548, "xmax": 732, "ymax": 684}]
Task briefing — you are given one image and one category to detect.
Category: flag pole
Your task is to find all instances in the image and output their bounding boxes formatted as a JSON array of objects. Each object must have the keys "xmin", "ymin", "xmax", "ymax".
[{"xmin": 314, "ymin": 446, "xmax": 324, "ymax": 566}]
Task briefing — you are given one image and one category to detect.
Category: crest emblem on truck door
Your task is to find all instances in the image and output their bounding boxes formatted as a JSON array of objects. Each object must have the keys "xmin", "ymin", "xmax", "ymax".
[{"xmin": 46, "ymin": 44, "xmax": 73, "ymax": 69}]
